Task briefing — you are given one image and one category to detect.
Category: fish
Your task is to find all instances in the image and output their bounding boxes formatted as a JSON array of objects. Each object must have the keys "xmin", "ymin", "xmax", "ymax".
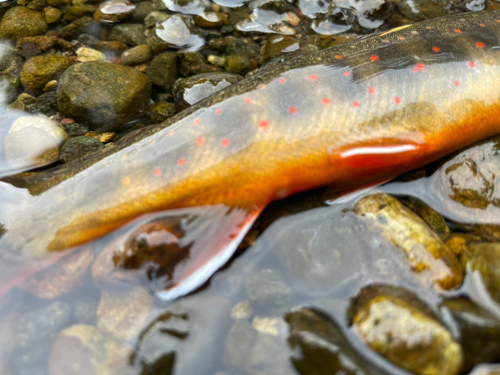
[{"xmin": 2, "ymin": 9, "xmax": 500, "ymax": 300}]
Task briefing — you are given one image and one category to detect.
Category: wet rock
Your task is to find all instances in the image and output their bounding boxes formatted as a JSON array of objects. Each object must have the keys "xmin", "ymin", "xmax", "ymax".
[
  {"xmin": 76, "ymin": 46, "xmax": 106, "ymax": 62},
  {"xmin": 237, "ymin": 1, "xmax": 295, "ymax": 35},
  {"xmin": 58, "ymin": 17, "xmax": 101, "ymax": 41},
  {"xmin": 0, "ymin": 7, "xmax": 48, "ymax": 39},
  {"xmin": 354, "ymin": 193, "xmax": 462, "ymax": 290},
  {"xmin": 147, "ymin": 100, "xmax": 176, "ymax": 123},
  {"xmin": 7, "ymin": 92, "xmax": 36, "ymax": 111},
  {"xmin": 94, "ymin": 0, "xmax": 135, "ymax": 24},
  {"xmin": 442, "ymin": 297, "xmax": 500, "ymax": 371},
  {"xmin": 173, "ymin": 72, "xmax": 241, "ymax": 110},
  {"xmin": 5, "ymin": 115, "xmax": 68, "ymax": 170},
  {"xmin": 64, "ymin": 4, "xmax": 97, "ymax": 22},
  {"xmin": 17, "ymin": 35, "xmax": 58, "ymax": 52},
  {"xmin": 57, "ymin": 61, "xmax": 151, "ymax": 131},
  {"xmin": 352, "ymin": 289, "xmax": 463, "ymax": 375},
  {"xmin": 12, "ymin": 301, "xmax": 72, "ymax": 371},
  {"xmin": 61, "ymin": 121, "xmax": 90, "ymax": 137},
  {"xmin": 20, "ymin": 247, "xmax": 93, "ymax": 299},
  {"xmin": 402, "ymin": 196, "xmax": 450, "ymax": 240},
  {"xmin": 49, "ymin": 324, "xmax": 127, "ymax": 375},
  {"xmin": 226, "ymin": 37, "xmax": 260, "ymax": 58},
  {"xmin": 109, "ymin": 23, "xmax": 145, "ymax": 46},
  {"xmin": 43, "ymin": 6, "xmax": 61, "ymax": 23},
  {"xmin": 224, "ymin": 54, "xmax": 251, "ymax": 74},
  {"xmin": 286, "ymin": 307, "xmax": 381, "ymax": 375},
  {"xmin": 130, "ymin": 1, "xmax": 154, "ymax": 22},
  {"xmin": 121, "ymin": 44, "xmax": 151, "ymax": 65},
  {"xmin": 245, "ymin": 268, "xmax": 292, "ymax": 313},
  {"xmin": 129, "ymin": 295, "xmax": 230, "ymax": 375},
  {"xmin": 397, "ymin": 0, "xmax": 446, "ymax": 21},
  {"xmin": 194, "ymin": 11, "xmax": 229, "ymax": 27},
  {"xmin": 264, "ymin": 35, "xmax": 301, "ymax": 59},
  {"xmin": 60, "ymin": 136, "xmax": 104, "ymax": 163},
  {"xmin": 73, "ymin": 297, "xmax": 99, "ymax": 325},
  {"xmin": 178, "ymin": 51, "xmax": 219, "ymax": 76},
  {"xmin": 146, "ymin": 15, "xmax": 204, "ymax": 52},
  {"xmin": 97, "ymin": 286, "xmax": 154, "ymax": 342},
  {"xmin": 143, "ymin": 10, "xmax": 170, "ymax": 28},
  {"xmin": 20, "ymin": 55, "xmax": 71, "ymax": 94},
  {"xmin": 161, "ymin": 0, "xmax": 207, "ymax": 14},
  {"xmin": 461, "ymin": 242, "xmax": 500, "ymax": 303},
  {"xmin": 146, "ymin": 51, "xmax": 178, "ymax": 90},
  {"xmin": 444, "ymin": 233, "xmax": 480, "ymax": 257},
  {"xmin": 77, "ymin": 33, "xmax": 100, "ymax": 47},
  {"xmin": 26, "ymin": 0, "xmax": 48, "ymax": 12},
  {"xmin": 0, "ymin": 74, "xmax": 19, "ymax": 104}
]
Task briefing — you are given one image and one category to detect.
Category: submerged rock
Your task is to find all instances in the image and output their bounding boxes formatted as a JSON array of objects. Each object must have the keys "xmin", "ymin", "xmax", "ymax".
[
  {"xmin": 94, "ymin": 0, "xmax": 135, "ymax": 24},
  {"xmin": 109, "ymin": 23, "xmax": 145, "ymax": 46},
  {"xmin": 397, "ymin": 0, "xmax": 446, "ymax": 21},
  {"xmin": 245, "ymin": 268, "xmax": 292, "ymax": 313},
  {"xmin": 354, "ymin": 193, "xmax": 462, "ymax": 290},
  {"xmin": 20, "ymin": 55, "xmax": 71, "ymax": 93},
  {"xmin": 146, "ymin": 51, "xmax": 178, "ymax": 90},
  {"xmin": 60, "ymin": 136, "xmax": 104, "ymax": 163},
  {"xmin": 0, "ymin": 7, "xmax": 48, "ymax": 39},
  {"xmin": 460, "ymin": 242, "xmax": 500, "ymax": 303},
  {"xmin": 352, "ymin": 288, "xmax": 463, "ymax": 375},
  {"xmin": 57, "ymin": 61, "xmax": 151, "ymax": 132},
  {"xmin": 120, "ymin": 44, "xmax": 152, "ymax": 65},
  {"xmin": 173, "ymin": 72, "xmax": 242, "ymax": 110}
]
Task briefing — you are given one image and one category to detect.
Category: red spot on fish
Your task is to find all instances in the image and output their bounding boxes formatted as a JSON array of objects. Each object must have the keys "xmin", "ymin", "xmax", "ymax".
[
  {"xmin": 412, "ymin": 63, "xmax": 425, "ymax": 73},
  {"xmin": 122, "ymin": 176, "xmax": 130, "ymax": 186},
  {"xmin": 259, "ymin": 120, "xmax": 269, "ymax": 128},
  {"xmin": 335, "ymin": 55, "xmax": 342, "ymax": 60},
  {"xmin": 480, "ymin": 23, "xmax": 486, "ymax": 27},
  {"xmin": 178, "ymin": 158, "xmax": 186, "ymax": 166},
  {"xmin": 215, "ymin": 109, "xmax": 223, "ymax": 115},
  {"xmin": 196, "ymin": 136, "xmax": 205, "ymax": 146},
  {"xmin": 432, "ymin": 46, "xmax": 440, "ymax": 52},
  {"xmin": 343, "ymin": 71, "xmax": 351, "ymax": 77},
  {"xmin": 321, "ymin": 97, "xmax": 331, "ymax": 105},
  {"xmin": 288, "ymin": 106, "xmax": 298, "ymax": 114},
  {"xmin": 398, "ymin": 36, "xmax": 405, "ymax": 40},
  {"xmin": 193, "ymin": 118, "xmax": 201, "ymax": 126},
  {"xmin": 368, "ymin": 87, "xmax": 376, "ymax": 94},
  {"xmin": 150, "ymin": 139, "xmax": 155, "ymax": 145},
  {"xmin": 476, "ymin": 41, "xmax": 485, "ymax": 48},
  {"xmin": 453, "ymin": 80, "xmax": 460, "ymax": 87},
  {"xmin": 244, "ymin": 97, "xmax": 252, "ymax": 104},
  {"xmin": 393, "ymin": 96, "xmax": 401, "ymax": 104},
  {"xmin": 221, "ymin": 138, "xmax": 230, "ymax": 147},
  {"xmin": 309, "ymin": 74, "xmax": 318, "ymax": 81},
  {"xmin": 351, "ymin": 101, "xmax": 360, "ymax": 108},
  {"xmin": 258, "ymin": 84, "xmax": 266, "ymax": 89},
  {"xmin": 468, "ymin": 61, "xmax": 476, "ymax": 69},
  {"xmin": 371, "ymin": 55, "xmax": 379, "ymax": 61},
  {"xmin": 455, "ymin": 28, "xmax": 462, "ymax": 33},
  {"xmin": 497, "ymin": 19, "xmax": 500, "ymax": 23},
  {"xmin": 168, "ymin": 131, "xmax": 174, "ymax": 136},
  {"xmin": 154, "ymin": 168, "xmax": 161, "ymax": 176},
  {"xmin": 279, "ymin": 78, "xmax": 286, "ymax": 84}
]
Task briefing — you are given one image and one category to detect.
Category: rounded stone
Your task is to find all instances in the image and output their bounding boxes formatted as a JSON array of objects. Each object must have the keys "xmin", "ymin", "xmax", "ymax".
[
  {"xmin": 108, "ymin": 23, "xmax": 145, "ymax": 46},
  {"xmin": 146, "ymin": 51, "xmax": 178, "ymax": 90},
  {"xmin": 94, "ymin": 0, "xmax": 135, "ymax": 24},
  {"xmin": 43, "ymin": 6, "xmax": 62, "ymax": 23},
  {"xmin": 0, "ymin": 7, "xmax": 48, "ymax": 39},
  {"xmin": 76, "ymin": 46, "xmax": 106, "ymax": 62},
  {"xmin": 57, "ymin": 61, "xmax": 152, "ymax": 131},
  {"xmin": 194, "ymin": 11, "xmax": 228, "ymax": 27},
  {"xmin": 60, "ymin": 136, "xmax": 104, "ymax": 163},
  {"xmin": 120, "ymin": 44, "xmax": 151, "ymax": 65},
  {"xmin": 20, "ymin": 55, "xmax": 71, "ymax": 93}
]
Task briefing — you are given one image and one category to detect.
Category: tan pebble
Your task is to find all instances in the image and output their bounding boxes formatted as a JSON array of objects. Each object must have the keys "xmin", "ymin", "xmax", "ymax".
[
  {"xmin": 276, "ymin": 24, "xmax": 295, "ymax": 35},
  {"xmin": 99, "ymin": 132, "xmax": 115, "ymax": 143},
  {"xmin": 207, "ymin": 55, "xmax": 225, "ymax": 67},
  {"xmin": 97, "ymin": 286, "xmax": 154, "ymax": 342},
  {"xmin": 252, "ymin": 316, "xmax": 280, "ymax": 336},
  {"xmin": 43, "ymin": 79, "xmax": 58, "ymax": 92},
  {"xmin": 76, "ymin": 46, "xmax": 106, "ymax": 62},
  {"xmin": 285, "ymin": 12, "xmax": 301, "ymax": 26},
  {"xmin": 21, "ymin": 248, "xmax": 93, "ymax": 298},
  {"xmin": 133, "ymin": 63, "xmax": 148, "ymax": 72},
  {"xmin": 231, "ymin": 300, "xmax": 253, "ymax": 320},
  {"xmin": 85, "ymin": 131, "xmax": 102, "ymax": 140}
]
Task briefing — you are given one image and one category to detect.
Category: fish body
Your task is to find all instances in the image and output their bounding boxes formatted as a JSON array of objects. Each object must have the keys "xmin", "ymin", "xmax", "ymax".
[{"xmin": 3, "ymin": 10, "xmax": 500, "ymax": 297}]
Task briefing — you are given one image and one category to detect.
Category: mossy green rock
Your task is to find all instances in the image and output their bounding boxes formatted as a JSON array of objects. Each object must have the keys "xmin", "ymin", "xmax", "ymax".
[
  {"xmin": 20, "ymin": 55, "xmax": 71, "ymax": 93},
  {"xmin": 0, "ymin": 7, "xmax": 48, "ymax": 39},
  {"xmin": 146, "ymin": 52, "xmax": 178, "ymax": 90},
  {"xmin": 57, "ymin": 62, "xmax": 152, "ymax": 132}
]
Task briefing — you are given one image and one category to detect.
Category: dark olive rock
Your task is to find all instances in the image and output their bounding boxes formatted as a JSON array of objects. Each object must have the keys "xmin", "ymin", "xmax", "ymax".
[
  {"xmin": 57, "ymin": 62, "xmax": 152, "ymax": 131},
  {"xmin": 173, "ymin": 72, "xmax": 242, "ymax": 110},
  {"xmin": 35, "ymin": 91, "xmax": 57, "ymax": 115},
  {"xmin": 62, "ymin": 122, "xmax": 90, "ymax": 137},
  {"xmin": 442, "ymin": 297, "xmax": 500, "ymax": 371},
  {"xmin": 146, "ymin": 51, "xmax": 178, "ymax": 90},
  {"xmin": 130, "ymin": 1, "xmax": 154, "ymax": 22},
  {"xmin": 178, "ymin": 51, "xmax": 219, "ymax": 77},
  {"xmin": 224, "ymin": 54, "xmax": 251, "ymax": 74},
  {"xmin": 0, "ymin": 7, "xmax": 48, "ymax": 39},
  {"xmin": 147, "ymin": 100, "xmax": 176, "ymax": 123},
  {"xmin": 60, "ymin": 136, "xmax": 104, "ymax": 164},
  {"xmin": 58, "ymin": 17, "xmax": 101, "ymax": 41},
  {"xmin": 108, "ymin": 23, "xmax": 145, "ymax": 46},
  {"xmin": 401, "ymin": 196, "xmax": 451, "ymax": 240}
]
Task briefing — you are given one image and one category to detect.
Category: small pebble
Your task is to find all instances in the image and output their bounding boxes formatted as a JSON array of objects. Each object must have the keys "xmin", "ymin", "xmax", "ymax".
[
  {"xmin": 120, "ymin": 44, "xmax": 152, "ymax": 65},
  {"xmin": 94, "ymin": 0, "xmax": 135, "ymax": 24},
  {"xmin": 76, "ymin": 46, "xmax": 106, "ymax": 62},
  {"xmin": 43, "ymin": 6, "xmax": 61, "ymax": 23}
]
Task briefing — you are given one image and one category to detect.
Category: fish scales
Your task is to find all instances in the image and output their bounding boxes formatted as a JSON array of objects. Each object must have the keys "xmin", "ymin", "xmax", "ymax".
[{"xmin": 3, "ymin": 10, "xmax": 500, "ymax": 277}]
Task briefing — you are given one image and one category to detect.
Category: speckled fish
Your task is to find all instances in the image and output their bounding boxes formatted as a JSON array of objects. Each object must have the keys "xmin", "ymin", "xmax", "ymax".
[{"xmin": 3, "ymin": 9, "xmax": 500, "ymax": 300}]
